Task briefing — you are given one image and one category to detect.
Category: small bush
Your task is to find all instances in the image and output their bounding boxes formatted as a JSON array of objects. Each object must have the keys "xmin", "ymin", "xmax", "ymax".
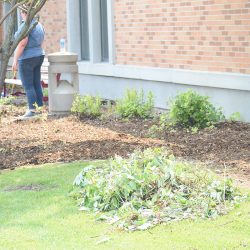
[
  {"xmin": 0, "ymin": 96, "xmax": 15, "ymax": 105},
  {"xmin": 42, "ymin": 88, "xmax": 48, "ymax": 97},
  {"xmin": 148, "ymin": 113, "xmax": 169, "ymax": 137},
  {"xmin": 71, "ymin": 94, "xmax": 102, "ymax": 118},
  {"xmin": 169, "ymin": 90, "xmax": 224, "ymax": 128},
  {"xmin": 229, "ymin": 112, "xmax": 241, "ymax": 122},
  {"xmin": 116, "ymin": 89, "xmax": 154, "ymax": 119},
  {"xmin": 73, "ymin": 148, "xmax": 245, "ymax": 231}
]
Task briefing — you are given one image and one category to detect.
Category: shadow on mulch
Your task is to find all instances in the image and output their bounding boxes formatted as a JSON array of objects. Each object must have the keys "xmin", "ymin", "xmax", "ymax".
[
  {"xmin": 0, "ymin": 139, "xmax": 161, "ymax": 170},
  {"xmin": 80, "ymin": 117, "xmax": 250, "ymax": 169}
]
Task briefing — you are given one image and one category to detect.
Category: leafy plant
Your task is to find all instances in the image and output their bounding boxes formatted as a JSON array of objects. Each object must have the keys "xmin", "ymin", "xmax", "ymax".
[
  {"xmin": 71, "ymin": 94, "xmax": 102, "ymax": 118},
  {"xmin": 229, "ymin": 112, "xmax": 241, "ymax": 122},
  {"xmin": 101, "ymin": 99, "xmax": 116, "ymax": 118},
  {"xmin": 0, "ymin": 96, "xmax": 15, "ymax": 106},
  {"xmin": 73, "ymin": 148, "xmax": 246, "ymax": 231},
  {"xmin": 33, "ymin": 103, "xmax": 48, "ymax": 121},
  {"xmin": 148, "ymin": 113, "xmax": 169, "ymax": 137},
  {"xmin": 42, "ymin": 88, "xmax": 48, "ymax": 97},
  {"xmin": 0, "ymin": 96, "xmax": 15, "ymax": 122},
  {"xmin": 169, "ymin": 89, "xmax": 224, "ymax": 129},
  {"xmin": 116, "ymin": 89, "xmax": 154, "ymax": 119}
]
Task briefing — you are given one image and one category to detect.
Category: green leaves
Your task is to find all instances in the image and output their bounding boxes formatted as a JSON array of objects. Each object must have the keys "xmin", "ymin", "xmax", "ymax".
[
  {"xmin": 169, "ymin": 89, "xmax": 225, "ymax": 129},
  {"xmin": 73, "ymin": 148, "xmax": 246, "ymax": 231},
  {"xmin": 0, "ymin": 96, "xmax": 15, "ymax": 105},
  {"xmin": 116, "ymin": 89, "xmax": 154, "ymax": 119},
  {"xmin": 71, "ymin": 94, "xmax": 102, "ymax": 118}
]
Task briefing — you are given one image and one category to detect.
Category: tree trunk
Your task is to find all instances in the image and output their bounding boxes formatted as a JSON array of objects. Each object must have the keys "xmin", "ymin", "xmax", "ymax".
[
  {"xmin": 0, "ymin": 0, "xmax": 17, "ymax": 95},
  {"xmin": 0, "ymin": 51, "xmax": 9, "ymax": 95},
  {"xmin": 0, "ymin": 33, "xmax": 13, "ymax": 94}
]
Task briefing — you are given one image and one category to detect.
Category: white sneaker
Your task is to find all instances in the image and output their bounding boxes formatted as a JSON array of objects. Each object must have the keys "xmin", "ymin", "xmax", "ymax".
[{"xmin": 18, "ymin": 110, "xmax": 41, "ymax": 120}]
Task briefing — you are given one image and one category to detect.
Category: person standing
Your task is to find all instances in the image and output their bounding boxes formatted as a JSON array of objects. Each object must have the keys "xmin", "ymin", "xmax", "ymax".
[{"xmin": 12, "ymin": 4, "xmax": 45, "ymax": 119}]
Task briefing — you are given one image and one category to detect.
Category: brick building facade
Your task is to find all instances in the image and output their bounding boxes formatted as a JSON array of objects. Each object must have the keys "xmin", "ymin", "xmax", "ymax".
[
  {"xmin": 1, "ymin": 0, "xmax": 250, "ymax": 120},
  {"xmin": 114, "ymin": 0, "xmax": 250, "ymax": 74},
  {"xmin": 0, "ymin": 0, "xmax": 67, "ymax": 55},
  {"xmin": 39, "ymin": 0, "xmax": 67, "ymax": 54},
  {"xmin": 67, "ymin": 0, "xmax": 250, "ymax": 121}
]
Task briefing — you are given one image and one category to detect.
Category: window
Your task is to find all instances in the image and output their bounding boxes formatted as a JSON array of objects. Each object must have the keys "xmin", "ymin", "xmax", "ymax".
[
  {"xmin": 79, "ymin": 0, "xmax": 90, "ymax": 61},
  {"xmin": 100, "ymin": 0, "xmax": 109, "ymax": 62},
  {"xmin": 79, "ymin": 0, "xmax": 110, "ymax": 62}
]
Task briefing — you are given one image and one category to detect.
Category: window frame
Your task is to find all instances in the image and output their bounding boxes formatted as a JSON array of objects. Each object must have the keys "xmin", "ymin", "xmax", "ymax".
[
  {"xmin": 100, "ymin": 0, "xmax": 109, "ymax": 62},
  {"xmin": 79, "ymin": 0, "xmax": 90, "ymax": 61},
  {"xmin": 78, "ymin": 0, "xmax": 114, "ymax": 64}
]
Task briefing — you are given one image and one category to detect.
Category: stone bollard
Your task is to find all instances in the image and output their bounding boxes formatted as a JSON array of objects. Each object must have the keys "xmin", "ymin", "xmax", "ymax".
[{"xmin": 48, "ymin": 52, "xmax": 79, "ymax": 114}]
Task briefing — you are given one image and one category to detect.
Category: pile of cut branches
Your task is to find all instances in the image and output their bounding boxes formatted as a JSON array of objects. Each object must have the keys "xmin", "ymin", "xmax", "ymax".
[{"xmin": 73, "ymin": 148, "xmax": 247, "ymax": 231}]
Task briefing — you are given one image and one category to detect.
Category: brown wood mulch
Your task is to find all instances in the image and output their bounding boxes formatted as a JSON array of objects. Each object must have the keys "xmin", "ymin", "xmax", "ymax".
[{"xmin": 0, "ymin": 106, "xmax": 249, "ymax": 188}]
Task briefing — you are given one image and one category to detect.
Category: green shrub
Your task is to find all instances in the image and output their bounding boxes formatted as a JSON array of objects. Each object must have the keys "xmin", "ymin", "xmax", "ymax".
[
  {"xmin": 116, "ymin": 89, "xmax": 154, "ymax": 119},
  {"xmin": 42, "ymin": 88, "xmax": 48, "ymax": 97},
  {"xmin": 169, "ymin": 90, "xmax": 224, "ymax": 128},
  {"xmin": 148, "ymin": 113, "xmax": 169, "ymax": 137},
  {"xmin": 229, "ymin": 112, "xmax": 241, "ymax": 122},
  {"xmin": 73, "ymin": 148, "xmax": 245, "ymax": 231},
  {"xmin": 0, "ymin": 96, "xmax": 15, "ymax": 105},
  {"xmin": 71, "ymin": 94, "xmax": 102, "ymax": 118}
]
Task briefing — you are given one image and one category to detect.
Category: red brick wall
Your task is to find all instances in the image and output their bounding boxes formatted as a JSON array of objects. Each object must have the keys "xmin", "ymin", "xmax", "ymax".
[
  {"xmin": 0, "ymin": 1, "xmax": 67, "ymax": 55},
  {"xmin": 39, "ymin": 0, "xmax": 67, "ymax": 54},
  {"xmin": 114, "ymin": 0, "xmax": 250, "ymax": 74}
]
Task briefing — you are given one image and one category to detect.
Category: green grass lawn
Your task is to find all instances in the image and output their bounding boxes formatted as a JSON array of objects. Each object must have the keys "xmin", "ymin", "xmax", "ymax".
[{"xmin": 0, "ymin": 162, "xmax": 249, "ymax": 250}]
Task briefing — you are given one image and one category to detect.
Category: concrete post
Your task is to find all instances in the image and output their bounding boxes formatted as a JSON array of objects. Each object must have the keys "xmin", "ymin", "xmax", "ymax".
[{"xmin": 48, "ymin": 52, "xmax": 79, "ymax": 114}]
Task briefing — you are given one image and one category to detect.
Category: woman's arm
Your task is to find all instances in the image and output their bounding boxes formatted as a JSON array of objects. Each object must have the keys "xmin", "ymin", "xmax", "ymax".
[{"xmin": 12, "ymin": 37, "xmax": 28, "ymax": 71}]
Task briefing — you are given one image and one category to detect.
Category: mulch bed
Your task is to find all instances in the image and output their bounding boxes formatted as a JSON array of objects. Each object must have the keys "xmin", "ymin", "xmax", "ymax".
[{"xmin": 1, "ymin": 105, "xmax": 250, "ymax": 188}]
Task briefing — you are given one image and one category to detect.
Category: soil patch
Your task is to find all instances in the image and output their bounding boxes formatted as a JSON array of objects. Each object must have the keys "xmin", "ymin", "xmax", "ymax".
[
  {"xmin": 0, "ymin": 106, "xmax": 249, "ymax": 188},
  {"xmin": 3, "ymin": 184, "xmax": 57, "ymax": 192}
]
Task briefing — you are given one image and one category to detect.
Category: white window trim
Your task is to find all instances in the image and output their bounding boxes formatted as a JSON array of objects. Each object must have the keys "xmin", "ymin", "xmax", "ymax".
[
  {"xmin": 88, "ymin": 0, "xmax": 101, "ymax": 63},
  {"xmin": 88, "ymin": 0, "xmax": 114, "ymax": 63},
  {"xmin": 67, "ymin": 0, "xmax": 114, "ymax": 64},
  {"xmin": 107, "ymin": 0, "xmax": 115, "ymax": 64},
  {"xmin": 67, "ymin": 0, "xmax": 81, "ymax": 56}
]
